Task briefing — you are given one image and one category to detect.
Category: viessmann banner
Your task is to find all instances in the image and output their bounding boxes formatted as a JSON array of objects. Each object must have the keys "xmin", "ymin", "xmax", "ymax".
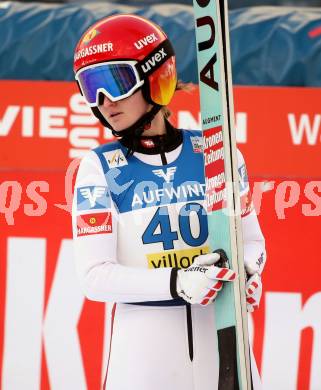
[
  {"xmin": 0, "ymin": 81, "xmax": 321, "ymax": 177},
  {"xmin": 0, "ymin": 81, "xmax": 321, "ymax": 390}
]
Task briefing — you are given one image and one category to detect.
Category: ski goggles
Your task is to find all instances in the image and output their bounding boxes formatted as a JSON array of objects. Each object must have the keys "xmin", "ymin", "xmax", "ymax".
[{"xmin": 75, "ymin": 61, "xmax": 144, "ymax": 107}]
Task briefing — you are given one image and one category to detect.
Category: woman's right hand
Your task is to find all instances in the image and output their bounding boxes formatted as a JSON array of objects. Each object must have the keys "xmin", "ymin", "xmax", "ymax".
[{"xmin": 175, "ymin": 252, "xmax": 237, "ymax": 306}]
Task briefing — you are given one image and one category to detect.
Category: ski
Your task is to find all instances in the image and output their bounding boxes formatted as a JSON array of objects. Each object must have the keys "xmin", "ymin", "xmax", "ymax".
[{"xmin": 192, "ymin": 0, "xmax": 252, "ymax": 389}]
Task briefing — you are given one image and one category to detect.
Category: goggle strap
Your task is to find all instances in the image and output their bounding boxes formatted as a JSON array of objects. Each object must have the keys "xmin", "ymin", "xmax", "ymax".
[
  {"xmin": 98, "ymin": 92, "xmax": 105, "ymax": 106},
  {"xmin": 76, "ymin": 80, "xmax": 83, "ymax": 96},
  {"xmin": 136, "ymin": 39, "xmax": 175, "ymax": 79}
]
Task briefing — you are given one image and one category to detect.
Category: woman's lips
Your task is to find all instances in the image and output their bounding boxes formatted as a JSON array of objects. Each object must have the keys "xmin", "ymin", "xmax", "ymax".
[{"xmin": 110, "ymin": 112, "xmax": 122, "ymax": 118}]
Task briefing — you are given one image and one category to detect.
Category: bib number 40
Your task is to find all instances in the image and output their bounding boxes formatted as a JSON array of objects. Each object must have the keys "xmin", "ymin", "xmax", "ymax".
[{"xmin": 142, "ymin": 203, "xmax": 208, "ymax": 250}]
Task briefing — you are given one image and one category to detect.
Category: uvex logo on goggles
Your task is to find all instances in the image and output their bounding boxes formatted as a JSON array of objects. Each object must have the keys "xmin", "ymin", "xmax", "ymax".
[
  {"xmin": 137, "ymin": 39, "xmax": 175, "ymax": 77},
  {"xmin": 141, "ymin": 48, "xmax": 167, "ymax": 73}
]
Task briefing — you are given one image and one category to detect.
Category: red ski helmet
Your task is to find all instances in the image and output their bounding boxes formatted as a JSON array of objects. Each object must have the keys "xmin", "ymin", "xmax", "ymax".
[{"xmin": 73, "ymin": 14, "xmax": 177, "ymax": 110}]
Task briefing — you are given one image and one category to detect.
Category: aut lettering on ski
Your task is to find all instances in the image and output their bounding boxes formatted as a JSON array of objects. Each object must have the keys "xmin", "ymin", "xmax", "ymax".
[{"xmin": 192, "ymin": 0, "xmax": 251, "ymax": 389}]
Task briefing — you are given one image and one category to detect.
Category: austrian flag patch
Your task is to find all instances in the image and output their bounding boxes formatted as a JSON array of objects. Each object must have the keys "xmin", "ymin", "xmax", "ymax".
[{"xmin": 77, "ymin": 212, "xmax": 112, "ymax": 236}]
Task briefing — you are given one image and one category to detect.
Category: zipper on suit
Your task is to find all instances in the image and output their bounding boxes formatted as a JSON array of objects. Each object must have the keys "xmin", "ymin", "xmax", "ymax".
[
  {"xmin": 159, "ymin": 137, "xmax": 194, "ymax": 361},
  {"xmin": 160, "ymin": 140, "xmax": 167, "ymax": 165},
  {"xmin": 186, "ymin": 303, "xmax": 194, "ymax": 361}
]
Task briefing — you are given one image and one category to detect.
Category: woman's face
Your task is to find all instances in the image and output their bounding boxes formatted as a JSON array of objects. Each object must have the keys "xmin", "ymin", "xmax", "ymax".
[{"xmin": 99, "ymin": 90, "xmax": 150, "ymax": 131}]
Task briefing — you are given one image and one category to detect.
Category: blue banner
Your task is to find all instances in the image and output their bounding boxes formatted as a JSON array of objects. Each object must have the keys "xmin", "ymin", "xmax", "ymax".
[{"xmin": 1, "ymin": 2, "xmax": 321, "ymax": 86}]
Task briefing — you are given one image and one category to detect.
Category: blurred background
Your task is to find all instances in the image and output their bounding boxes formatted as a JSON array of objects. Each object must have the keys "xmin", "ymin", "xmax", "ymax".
[{"xmin": 0, "ymin": 1, "xmax": 320, "ymax": 389}]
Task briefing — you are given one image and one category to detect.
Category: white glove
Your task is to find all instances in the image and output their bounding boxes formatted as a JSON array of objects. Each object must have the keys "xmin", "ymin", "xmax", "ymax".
[
  {"xmin": 175, "ymin": 252, "xmax": 237, "ymax": 306},
  {"xmin": 246, "ymin": 273, "xmax": 262, "ymax": 312}
]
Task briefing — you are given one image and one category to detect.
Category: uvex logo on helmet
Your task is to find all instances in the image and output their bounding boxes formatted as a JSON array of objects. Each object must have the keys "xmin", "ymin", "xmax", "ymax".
[
  {"xmin": 141, "ymin": 48, "xmax": 167, "ymax": 74},
  {"xmin": 134, "ymin": 33, "xmax": 158, "ymax": 50}
]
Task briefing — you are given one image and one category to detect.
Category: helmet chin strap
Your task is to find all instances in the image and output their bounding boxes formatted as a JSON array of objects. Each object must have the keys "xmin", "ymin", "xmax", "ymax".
[{"xmin": 113, "ymin": 104, "xmax": 163, "ymax": 156}]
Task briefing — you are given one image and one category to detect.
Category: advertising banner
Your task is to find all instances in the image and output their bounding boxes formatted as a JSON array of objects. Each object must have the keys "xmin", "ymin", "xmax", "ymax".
[{"xmin": 1, "ymin": 81, "xmax": 321, "ymax": 177}]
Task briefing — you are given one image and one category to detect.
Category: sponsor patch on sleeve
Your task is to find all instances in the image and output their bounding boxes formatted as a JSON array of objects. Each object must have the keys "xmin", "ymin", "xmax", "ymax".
[
  {"xmin": 238, "ymin": 163, "xmax": 253, "ymax": 216},
  {"xmin": 77, "ymin": 212, "xmax": 112, "ymax": 237},
  {"xmin": 77, "ymin": 186, "xmax": 110, "ymax": 211},
  {"xmin": 238, "ymin": 163, "xmax": 250, "ymax": 194}
]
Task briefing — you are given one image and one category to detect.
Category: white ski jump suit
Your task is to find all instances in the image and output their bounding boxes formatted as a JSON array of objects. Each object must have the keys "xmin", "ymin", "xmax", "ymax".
[{"xmin": 72, "ymin": 128, "xmax": 265, "ymax": 390}]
